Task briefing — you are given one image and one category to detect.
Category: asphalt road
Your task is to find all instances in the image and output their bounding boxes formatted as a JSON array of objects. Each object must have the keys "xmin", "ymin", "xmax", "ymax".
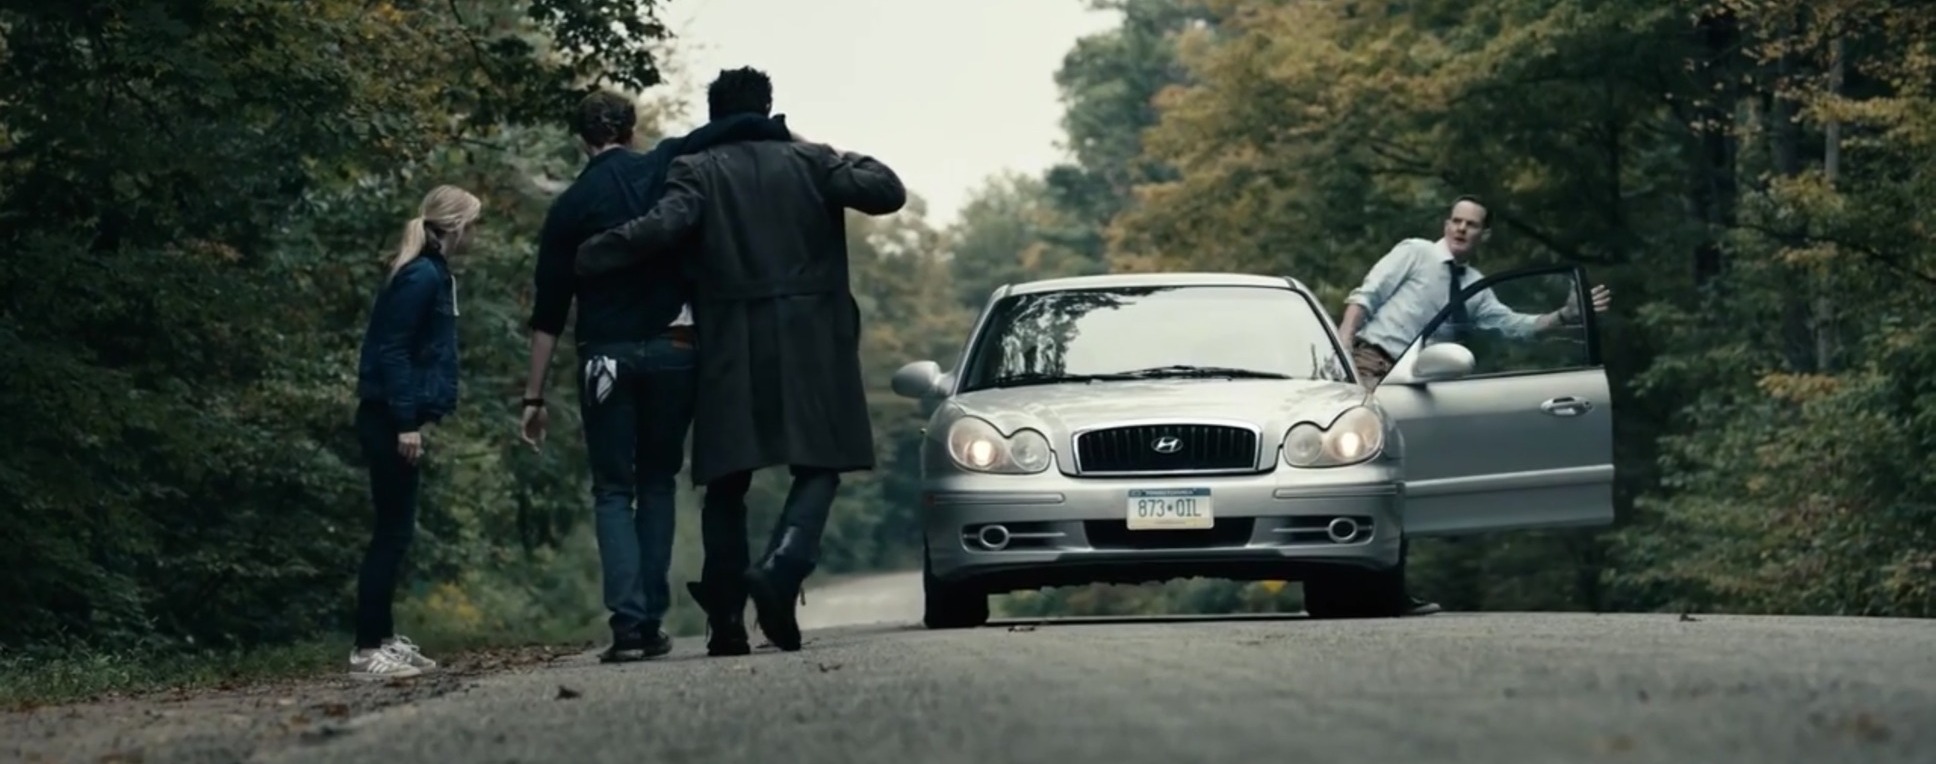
[
  {"xmin": 794, "ymin": 570, "xmax": 927, "ymax": 632},
  {"xmin": 255, "ymin": 601, "xmax": 1935, "ymax": 764}
]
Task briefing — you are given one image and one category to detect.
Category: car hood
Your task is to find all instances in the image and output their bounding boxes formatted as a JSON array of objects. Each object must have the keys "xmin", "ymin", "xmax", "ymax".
[{"xmin": 946, "ymin": 378, "xmax": 1370, "ymax": 441}]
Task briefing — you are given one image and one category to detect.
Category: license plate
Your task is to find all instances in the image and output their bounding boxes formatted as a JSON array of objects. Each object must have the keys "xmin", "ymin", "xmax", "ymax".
[{"xmin": 1126, "ymin": 488, "xmax": 1213, "ymax": 530}]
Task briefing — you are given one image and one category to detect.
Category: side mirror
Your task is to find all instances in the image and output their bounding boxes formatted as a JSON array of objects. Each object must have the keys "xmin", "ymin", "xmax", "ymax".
[
  {"xmin": 1412, "ymin": 343, "xmax": 1474, "ymax": 382},
  {"xmin": 891, "ymin": 360, "xmax": 945, "ymax": 399}
]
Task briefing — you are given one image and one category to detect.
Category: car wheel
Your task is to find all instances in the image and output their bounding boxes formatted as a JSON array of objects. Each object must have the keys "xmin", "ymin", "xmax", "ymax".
[
  {"xmin": 1302, "ymin": 564, "xmax": 1406, "ymax": 619},
  {"xmin": 922, "ymin": 546, "xmax": 989, "ymax": 629}
]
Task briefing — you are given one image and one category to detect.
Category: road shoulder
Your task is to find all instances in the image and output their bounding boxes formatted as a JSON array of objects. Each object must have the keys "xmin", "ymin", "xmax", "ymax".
[{"xmin": 1, "ymin": 644, "xmax": 580, "ymax": 764}]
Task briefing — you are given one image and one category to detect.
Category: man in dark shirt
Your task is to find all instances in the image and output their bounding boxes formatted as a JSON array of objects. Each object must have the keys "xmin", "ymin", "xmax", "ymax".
[
  {"xmin": 517, "ymin": 91, "xmax": 787, "ymax": 662},
  {"xmin": 575, "ymin": 68, "xmax": 906, "ymax": 653}
]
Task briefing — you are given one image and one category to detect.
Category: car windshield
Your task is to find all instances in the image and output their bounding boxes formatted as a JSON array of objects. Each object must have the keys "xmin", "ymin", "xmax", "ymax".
[{"xmin": 957, "ymin": 284, "xmax": 1352, "ymax": 393}]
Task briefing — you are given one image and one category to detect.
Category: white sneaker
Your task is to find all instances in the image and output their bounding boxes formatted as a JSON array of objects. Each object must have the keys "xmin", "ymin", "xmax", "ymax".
[
  {"xmin": 382, "ymin": 635, "xmax": 437, "ymax": 670},
  {"xmin": 349, "ymin": 644, "xmax": 423, "ymax": 681}
]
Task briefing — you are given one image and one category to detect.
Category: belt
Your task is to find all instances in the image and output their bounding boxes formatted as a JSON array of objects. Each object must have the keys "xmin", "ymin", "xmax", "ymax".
[{"xmin": 1354, "ymin": 339, "xmax": 1394, "ymax": 362}]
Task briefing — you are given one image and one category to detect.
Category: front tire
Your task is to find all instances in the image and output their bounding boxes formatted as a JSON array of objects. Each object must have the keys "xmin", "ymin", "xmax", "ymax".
[{"xmin": 922, "ymin": 545, "xmax": 989, "ymax": 629}]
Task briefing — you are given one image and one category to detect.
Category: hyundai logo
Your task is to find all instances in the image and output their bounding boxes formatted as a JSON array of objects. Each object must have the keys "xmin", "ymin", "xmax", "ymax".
[{"xmin": 1150, "ymin": 436, "xmax": 1183, "ymax": 454}]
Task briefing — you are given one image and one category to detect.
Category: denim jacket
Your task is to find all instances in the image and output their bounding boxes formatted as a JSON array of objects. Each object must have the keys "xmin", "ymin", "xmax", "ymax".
[{"xmin": 355, "ymin": 249, "xmax": 459, "ymax": 432}]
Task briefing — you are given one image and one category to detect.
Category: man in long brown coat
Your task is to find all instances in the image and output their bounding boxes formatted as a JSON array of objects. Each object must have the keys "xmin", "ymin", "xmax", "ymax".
[{"xmin": 575, "ymin": 67, "xmax": 906, "ymax": 653}]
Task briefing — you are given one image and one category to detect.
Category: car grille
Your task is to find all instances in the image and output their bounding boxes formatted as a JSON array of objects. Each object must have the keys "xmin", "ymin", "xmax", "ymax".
[
  {"xmin": 1085, "ymin": 520, "xmax": 1256, "ymax": 550},
  {"xmin": 1072, "ymin": 423, "xmax": 1260, "ymax": 475}
]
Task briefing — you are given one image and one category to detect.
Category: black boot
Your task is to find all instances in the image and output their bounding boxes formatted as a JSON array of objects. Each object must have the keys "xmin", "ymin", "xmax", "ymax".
[
  {"xmin": 744, "ymin": 530, "xmax": 816, "ymax": 652},
  {"xmin": 686, "ymin": 579, "xmax": 752, "ymax": 656},
  {"xmin": 744, "ymin": 470, "xmax": 835, "ymax": 652}
]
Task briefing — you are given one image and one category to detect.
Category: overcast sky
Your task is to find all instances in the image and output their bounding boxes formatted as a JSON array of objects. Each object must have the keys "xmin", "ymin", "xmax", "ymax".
[{"xmin": 660, "ymin": 0, "xmax": 1119, "ymax": 229}]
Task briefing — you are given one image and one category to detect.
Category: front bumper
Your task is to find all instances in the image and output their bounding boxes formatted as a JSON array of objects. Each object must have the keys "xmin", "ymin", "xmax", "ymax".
[{"xmin": 922, "ymin": 464, "xmax": 1404, "ymax": 593}]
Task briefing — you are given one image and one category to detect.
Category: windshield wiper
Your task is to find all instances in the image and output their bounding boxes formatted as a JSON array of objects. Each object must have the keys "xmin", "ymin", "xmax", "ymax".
[
  {"xmin": 987, "ymin": 371, "xmax": 1137, "ymax": 388},
  {"xmin": 1114, "ymin": 365, "xmax": 1293, "ymax": 380}
]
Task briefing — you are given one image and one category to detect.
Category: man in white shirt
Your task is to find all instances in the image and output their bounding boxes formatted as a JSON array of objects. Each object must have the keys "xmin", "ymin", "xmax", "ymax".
[{"xmin": 1336, "ymin": 195, "xmax": 1611, "ymax": 615}]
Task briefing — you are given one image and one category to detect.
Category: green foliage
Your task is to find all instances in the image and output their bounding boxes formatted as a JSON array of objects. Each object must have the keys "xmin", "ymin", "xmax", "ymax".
[
  {"xmin": 0, "ymin": 0, "xmax": 681, "ymax": 651},
  {"xmin": 4, "ymin": 0, "xmax": 1930, "ymax": 674},
  {"xmin": 1046, "ymin": 0, "xmax": 1204, "ymax": 239},
  {"xmin": 0, "ymin": 0, "xmax": 991, "ymax": 660},
  {"xmin": 947, "ymin": 173, "xmax": 1101, "ymax": 308},
  {"xmin": 1024, "ymin": 0, "xmax": 1936, "ymax": 617},
  {"xmin": 0, "ymin": 639, "xmax": 345, "ymax": 708},
  {"xmin": 941, "ymin": 0, "xmax": 1934, "ymax": 620}
]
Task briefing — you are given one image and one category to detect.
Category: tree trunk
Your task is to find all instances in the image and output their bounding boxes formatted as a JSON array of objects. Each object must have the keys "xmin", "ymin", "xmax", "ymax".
[
  {"xmin": 1768, "ymin": 13, "xmax": 1815, "ymax": 372},
  {"xmin": 1691, "ymin": 9, "xmax": 1741, "ymax": 288},
  {"xmin": 1815, "ymin": 38, "xmax": 1843, "ymax": 371}
]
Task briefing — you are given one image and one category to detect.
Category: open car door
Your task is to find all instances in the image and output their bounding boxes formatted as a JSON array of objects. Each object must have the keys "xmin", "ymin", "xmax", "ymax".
[{"xmin": 1373, "ymin": 264, "xmax": 1615, "ymax": 537}]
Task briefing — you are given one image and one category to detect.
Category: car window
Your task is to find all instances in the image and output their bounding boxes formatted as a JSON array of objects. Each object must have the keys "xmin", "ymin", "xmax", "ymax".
[
  {"xmin": 957, "ymin": 284, "xmax": 1352, "ymax": 392},
  {"xmin": 1420, "ymin": 268, "xmax": 1596, "ymax": 378}
]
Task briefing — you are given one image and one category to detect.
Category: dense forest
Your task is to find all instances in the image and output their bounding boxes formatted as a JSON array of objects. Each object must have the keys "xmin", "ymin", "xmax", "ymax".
[
  {"xmin": 1, "ymin": 0, "xmax": 1929, "ymax": 665},
  {"xmin": 998, "ymin": 0, "xmax": 1936, "ymax": 619}
]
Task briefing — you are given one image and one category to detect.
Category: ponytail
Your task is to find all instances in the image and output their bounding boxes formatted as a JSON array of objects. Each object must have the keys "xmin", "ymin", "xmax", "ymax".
[
  {"xmin": 388, "ymin": 216, "xmax": 430, "ymax": 279},
  {"xmin": 389, "ymin": 185, "xmax": 482, "ymax": 280}
]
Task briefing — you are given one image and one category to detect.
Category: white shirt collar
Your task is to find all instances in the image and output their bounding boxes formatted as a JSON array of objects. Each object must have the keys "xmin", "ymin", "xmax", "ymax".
[{"xmin": 1431, "ymin": 238, "xmax": 1457, "ymax": 263}]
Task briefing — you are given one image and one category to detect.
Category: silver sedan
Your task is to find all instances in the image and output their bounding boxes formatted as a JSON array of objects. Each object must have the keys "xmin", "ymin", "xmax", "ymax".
[{"xmin": 890, "ymin": 270, "xmax": 1614, "ymax": 627}]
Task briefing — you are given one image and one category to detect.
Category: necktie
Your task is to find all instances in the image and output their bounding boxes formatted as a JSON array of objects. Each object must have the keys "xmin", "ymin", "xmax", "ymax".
[{"xmin": 1446, "ymin": 260, "xmax": 1471, "ymax": 343}]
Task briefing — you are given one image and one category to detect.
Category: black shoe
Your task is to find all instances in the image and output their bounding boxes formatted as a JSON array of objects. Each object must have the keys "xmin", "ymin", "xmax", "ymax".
[
  {"xmin": 686, "ymin": 581, "xmax": 752, "ymax": 657},
  {"xmin": 1403, "ymin": 595, "xmax": 1443, "ymax": 617},
  {"xmin": 641, "ymin": 624, "xmax": 673, "ymax": 658},
  {"xmin": 744, "ymin": 558, "xmax": 810, "ymax": 652},
  {"xmin": 600, "ymin": 630, "xmax": 646, "ymax": 663},
  {"xmin": 600, "ymin": 624, "xmax": 673, "ymax": 663}
]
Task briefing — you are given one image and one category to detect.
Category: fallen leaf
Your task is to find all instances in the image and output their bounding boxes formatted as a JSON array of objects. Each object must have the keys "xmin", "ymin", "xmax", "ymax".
[
  {"xmin": 1677, "ymin": 612, "xmax": 1699, "ymax": 622},
  {"xmin": 300, "ymin": 726, "xmax": 348, "ymax": 743},
  {"xmin": 817, "ymin": 662, "xmax": 843, "ymax": 672},
  {"xmin": 1592, "ymin": 734, "xmax": 1635, "ymax": 753},
  {"xmin": 1832, "ymin": 712, "xmax": 1891, "ymax": 742},
  {"xmin": 1007, "ymin": 625, "xmax": 1037, "ymax": 633},
  {"xmin": 556, "ymin": 685, "xmax": 582, "ymax": 700}
]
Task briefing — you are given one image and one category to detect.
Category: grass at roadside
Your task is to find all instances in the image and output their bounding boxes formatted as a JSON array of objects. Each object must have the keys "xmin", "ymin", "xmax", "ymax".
[
  {"xmin": 0, "ymin": 565, "xmax": 924, "ymax": 709},
  {"xmin": 0, "ymin": 640, "xmax": 348, "ymax": 710},
  {"xmin": 0, "ymin": 618, "xmax": 605, "ymax": 710}
]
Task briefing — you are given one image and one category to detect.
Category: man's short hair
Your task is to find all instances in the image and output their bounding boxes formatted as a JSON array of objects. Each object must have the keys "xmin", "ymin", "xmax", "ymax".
[
  {"xmin": 1449, "ymin": 194, "xmax": 1488, "ymax": 226},
  {"xmin": 574, "ymin": 90, "xmax": 636, "ymax": 147},
  {"xmin": 706, "ymin": 67, "xmax": 773, "ymax": 121}
]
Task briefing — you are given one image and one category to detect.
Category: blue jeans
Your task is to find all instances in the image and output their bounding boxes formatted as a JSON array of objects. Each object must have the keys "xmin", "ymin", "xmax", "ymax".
[{"xmin": 578, "ymin": 335, "xmax": 696, "ymax": 634}]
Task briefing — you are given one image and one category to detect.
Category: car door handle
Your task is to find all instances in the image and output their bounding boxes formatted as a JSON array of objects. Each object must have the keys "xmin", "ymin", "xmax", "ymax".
[{"xmin": 1540, "ymin": 396, "xmax": 1592, "ymax": 417}]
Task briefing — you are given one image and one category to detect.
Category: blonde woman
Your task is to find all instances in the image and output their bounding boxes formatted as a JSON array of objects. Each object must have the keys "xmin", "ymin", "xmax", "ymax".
[{"xmin": 348, "ymin": 185, "xmax": 480, "ymax": 680}]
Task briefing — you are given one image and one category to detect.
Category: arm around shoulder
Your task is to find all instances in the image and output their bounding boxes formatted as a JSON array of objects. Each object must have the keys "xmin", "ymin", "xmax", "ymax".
[
  {"xmin": 817, "ymin": 145, "xmax": 906, "ymax": 216},
  {"xmin": 575, "ymin": 156, "xmax": 708, "ymax": 277}
]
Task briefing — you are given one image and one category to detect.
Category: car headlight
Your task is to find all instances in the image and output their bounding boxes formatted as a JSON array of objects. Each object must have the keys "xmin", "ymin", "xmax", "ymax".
[
  {"xmin": 1281, "ymin": 406, "xmax": 1385, "ymax": 467},
  {"xmin": 946, "ymin": 416, "xmax": 1054, "ymax": 474}
]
